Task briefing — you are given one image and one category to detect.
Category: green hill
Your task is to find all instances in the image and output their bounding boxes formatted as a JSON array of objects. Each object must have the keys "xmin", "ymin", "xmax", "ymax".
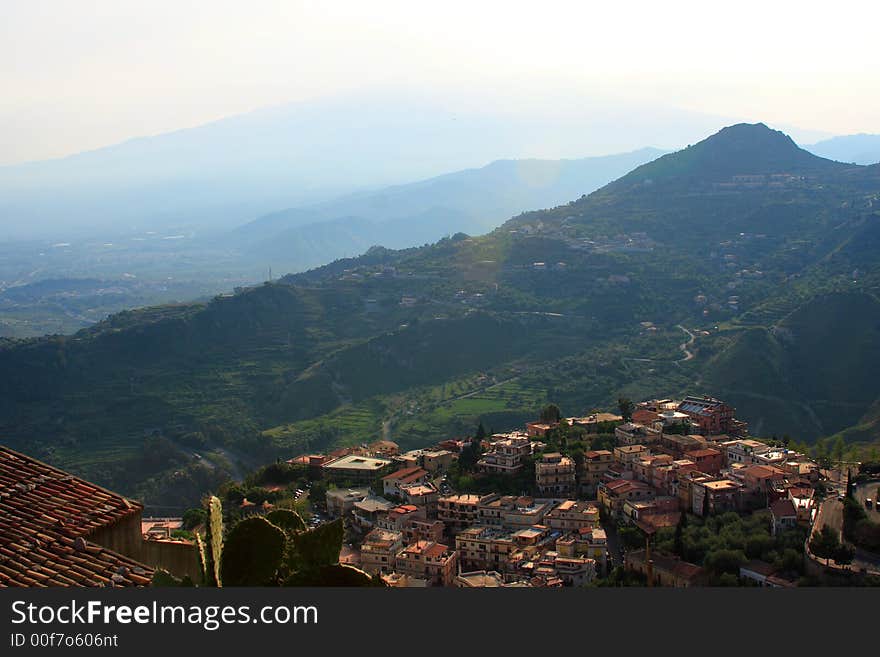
[
  {"xmin": 611, "ymin": 123, "xmax": 844, "ymax": 185},
  {"xmin": 3, "ymin": 122, "xmax": 880, "ymax": 507},
  {"xmin": 703, "ymin": 292, "xmax": 880, "ymax": 439}
]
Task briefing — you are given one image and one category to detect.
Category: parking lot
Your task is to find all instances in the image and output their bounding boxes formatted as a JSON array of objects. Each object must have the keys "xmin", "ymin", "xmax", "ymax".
[{"xmin": 854, "ymin": 481, "xmax": 880, "ymax": 517}]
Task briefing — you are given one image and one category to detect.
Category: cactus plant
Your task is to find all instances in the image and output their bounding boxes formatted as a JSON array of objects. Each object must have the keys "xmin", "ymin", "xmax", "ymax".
[
  {"xmin": 195, "ymin": 532, "xmax": 208, "ymax": 585},
  {"xmin": 283, "ymin": 563, "xmax": 380, "ymax": 587},
  {"xmin": 290, "ymin": 517, "xmax": 344, "ymax": 569},
  {"xmin": 220, "ymin": 516, "xmax": 286, "ymax": 586},
  {"xmin": 205, "ymin": 495, "xmax": 224, "ymax": 586},
  {"xmin": 265, "ymin": 508, "xmax": 307, "ymax": 534},
  {"xmin": 177, "ymin": 493, "xmax": 384, "ymax": 588}
]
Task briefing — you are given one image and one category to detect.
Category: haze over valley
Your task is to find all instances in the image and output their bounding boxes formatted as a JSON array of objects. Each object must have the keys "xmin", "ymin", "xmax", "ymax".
[{"xmin": 2, "ymin": 99, "xmax": 876, "ymax": 339}]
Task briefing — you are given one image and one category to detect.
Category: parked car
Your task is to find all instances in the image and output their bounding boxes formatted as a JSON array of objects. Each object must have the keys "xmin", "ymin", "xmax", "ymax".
[{"xmin": 866, "ymin": 498, "xmax": 874, "ymax": 509}]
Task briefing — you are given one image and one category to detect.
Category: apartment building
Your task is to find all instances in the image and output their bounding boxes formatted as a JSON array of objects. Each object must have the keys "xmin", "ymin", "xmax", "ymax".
[
  {"xmin": 323, "ymin": 454, "xmax": 395, "ymax": 484},
  {"xmin": 657, "ymin": 433, "xmax": 706, "ymax": 459},
  {"xmin": 421, "ymin": 449, "xmax": 457, "ymax": 473},
  {"xmin": 598, "ymin": 479, "xmax": 656, "ymax": 517},
  {"xmin": 651, "ymin": 460, "xmax": 697, "ymax": 496},
  {"xmin": 741, "ymin": 464, "xmax": 787, "ymax": 493},
  {"xmin": 692, "ymin": 479, "xmax": 742, "ymax": 516},
  {"xmin": 613, "ymin": 444, "xmax": 651, "ymax": 469},
  {"xmin": 395, "ymin": 541, "xmax": 457, "ymax": 586},
  {"xmin": 399, "ymin": 482, "xmax": 440, "ymax": 516},
  {"xmin": 477, "ymin": 495, "xmax": 552, "ymax": 530},
  {"xmin": 359, "ymin": 528, "xmax": 404, "ymax": 575},
  {"xmin": 438, "ymin": 493, "xmax": 497, "ymax": 531},
  {"xmin": 548, "ymin": 555, "xmax": 596, "ymax": 587},
  {"xmin": 677, "ymin": 396, "xmax": 741, "ymax": 436},
  {"xmin": 615, "ymin": 422, "xmax": 661, "ymax": 446},
  {"xmin": 556, "ymin": 528, "xmax": 608, "ymax": 574},
  {"xmin": 477, "ymin": 434, "xmax": 532, "ymax": 474},
  {"xmin": 455, "ymin": 526, "xmax": 519, "ymax": 572},
  {"xmin": 684, "ymin": 447, "xmax": 723, "ymax": 474},
  {"xmin": 455, "ymin": 570, "xmax": 531, "ymax": 587},
  {"xmin": 543, "ymin": 500, "xmax": 600, "ymax": 533},
  {"xmin": 401, "ymin": 518, "xmax": 446, "ymax": 544},
  {"xmin": 351, "ymin": 495, "xmax": 395, "ymax": 532},
  {"xmin": 579, "ymin": 450, "xmax": 614, "ymax": 496},
  {"xmin": 326, "ymin": 487, "xmax": 370, "ymax": 518},
  {"xmin": 677, "ymin": 470, "xmax": 716, "ymax": 511},
  {"xmin": 377, "ymin": 504, "xmax": 445, "ymax": 543},
  {"xmin": 535, "ymin": 452, "xmax": 577, "ymax": 496},
  {"xmin": 633, "ymin": 454, "xmax": 674, "ymax": 483},
  {"xmin": 382, "ymin": 466, "xmax": 430, "ymax": 497},
  {"xmin": 723, "ymin": 439, "xmax": 772, "ymax": 466}
]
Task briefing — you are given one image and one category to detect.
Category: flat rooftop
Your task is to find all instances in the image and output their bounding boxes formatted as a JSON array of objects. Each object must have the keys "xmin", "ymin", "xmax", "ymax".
[{"xmin": 324, "ymin": 454, "xmax": 393, "ymax": 470}]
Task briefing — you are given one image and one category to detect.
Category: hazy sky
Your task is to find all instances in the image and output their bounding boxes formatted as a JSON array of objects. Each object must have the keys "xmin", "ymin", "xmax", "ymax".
[{"xmin": 2, "ymin": 0, "xmax": 878, "ymax": 165}]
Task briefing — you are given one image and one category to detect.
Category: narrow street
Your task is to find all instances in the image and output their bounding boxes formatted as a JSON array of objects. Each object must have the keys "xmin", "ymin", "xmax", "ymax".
[
  {"xmin": 813, "ymin": 491, "xmax": 880, "ymax": 575},
  {"xmin": 601, "ymin": 518, "xmax": 625, "ymax": 569}
]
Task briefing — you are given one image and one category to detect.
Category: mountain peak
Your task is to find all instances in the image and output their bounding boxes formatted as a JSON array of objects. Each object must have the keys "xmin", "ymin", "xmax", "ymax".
[
  {"xmin": 614, "ymin": 122, "xmax": 846, "ymax": 186},
  {"xmin": 705, "ymin": 121, "xmax": 800, "ymax": 151}
]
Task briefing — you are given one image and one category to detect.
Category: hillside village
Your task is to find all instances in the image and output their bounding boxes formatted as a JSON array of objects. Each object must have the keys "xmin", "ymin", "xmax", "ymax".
[
  {"xmin": 2, "ymin": 393, "xmax": 879, "ymax": 588},
  {"xmin": 271, "ymin": 394, "xmax": 877, "ymax": 587}
]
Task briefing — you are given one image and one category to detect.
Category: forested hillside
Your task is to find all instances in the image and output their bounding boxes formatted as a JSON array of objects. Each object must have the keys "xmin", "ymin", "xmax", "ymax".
[{"xmin": 3, "ymin": 123, "xmax": 880, "ymax": 508}]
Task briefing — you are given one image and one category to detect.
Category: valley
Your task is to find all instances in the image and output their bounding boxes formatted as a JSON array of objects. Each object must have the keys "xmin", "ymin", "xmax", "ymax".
[{"xmin": 2, "ymin": 123, "xmax": 880, "ymax": 512}]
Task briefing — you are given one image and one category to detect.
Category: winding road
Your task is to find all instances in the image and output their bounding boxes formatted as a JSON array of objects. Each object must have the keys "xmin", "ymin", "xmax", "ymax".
[
  {"xmin": 676, "ymin": 325, "xmax": 696, "ymax": 362},
  {"xmin": 623, "ymin": 325, "xmax": 697, "ymax": 366}
]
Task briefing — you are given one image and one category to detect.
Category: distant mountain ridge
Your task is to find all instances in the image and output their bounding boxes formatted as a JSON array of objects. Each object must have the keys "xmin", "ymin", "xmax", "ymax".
[
  {"xmin": 0, "ymin": 89, "xmax": 779, "ymax": 238},
  {"xmin": 230, "ymin": 148, "xmax": 667, "ymax": 270},
  {"xmin": 805, "ymin": 133, "xmax": 880, "ymax": 165}
]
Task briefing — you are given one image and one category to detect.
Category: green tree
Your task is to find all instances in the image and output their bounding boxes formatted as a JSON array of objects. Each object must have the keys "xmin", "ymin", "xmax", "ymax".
[
  {"xmin": 832, "ymin": 435, "xmax": 846, "ymax": 467},
  {"xmin": 813, "ymin": 438, "xmax": 831, "ymax": 469},
  {"xmin": 539, "ymin": 404, "xmax": 562, "ymax": 424},
  {"xmin": 809, "ymin": 526, "xmax": 840, "ymax": 564},
  {"xmin": 309, "ymin": 481, "xmax": 328, "ymax": 508},
  {"xmin": 832, "ymin": 543, "xmax": 855, "ymax": 566},
  {"xmin": 617, "ymin": 397, "xmax": 635, "ymax": 422},
  {"xmin": 704, "ymin": 549, "xmax": 746, "ymax": 577},
  {"xmin": 618, "ymin": 525, "xmax": 645, "ymax": 551},
  {"xmin": 673, "ymin": 514, "xmax": 686, "ymax": 556},
  {"xmin": 182, "ymin": 507, "xmax": 207, "ymax": 530}
]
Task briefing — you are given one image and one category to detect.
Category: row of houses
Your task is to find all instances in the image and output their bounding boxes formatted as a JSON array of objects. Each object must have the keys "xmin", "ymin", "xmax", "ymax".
[
  {"xmin": 354, "ymin": 497, "xmax": 608, "ymax": 587},
  {"xmin": 308, "ymin": 393, "xmax": 818, "ymax": 587},
  {"xmin": 596, "ymin": 435, "xmax": 818, "ymax": 536}
]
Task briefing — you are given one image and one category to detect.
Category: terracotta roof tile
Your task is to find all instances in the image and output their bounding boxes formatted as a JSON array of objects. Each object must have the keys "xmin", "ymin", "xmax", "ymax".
[{"xmin": 0, "ymin": 446, "xmax": 153, "ymax": 588}]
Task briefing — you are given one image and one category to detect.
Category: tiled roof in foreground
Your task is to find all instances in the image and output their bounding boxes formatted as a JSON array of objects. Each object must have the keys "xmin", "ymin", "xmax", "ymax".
[{"xmin": 0, "ymin": 445, "xmax": 153, "ymax": 587}]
